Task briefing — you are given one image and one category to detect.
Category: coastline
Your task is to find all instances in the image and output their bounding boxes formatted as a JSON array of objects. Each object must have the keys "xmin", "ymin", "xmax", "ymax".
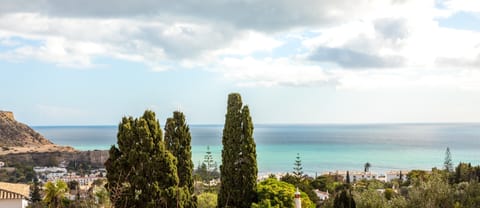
[{"xmin": 32, "ymin": 124, "xmax": 480, "ymax": 175}]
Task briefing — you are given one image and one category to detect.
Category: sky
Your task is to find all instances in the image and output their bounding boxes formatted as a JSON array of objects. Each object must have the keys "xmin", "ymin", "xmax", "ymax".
[{"xmin": 1, "ymin": 0, "xmax": 480, "ymax": 125}]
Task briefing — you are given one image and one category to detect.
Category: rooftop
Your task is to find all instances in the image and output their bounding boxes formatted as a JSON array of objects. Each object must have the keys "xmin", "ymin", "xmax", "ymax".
[{"xmin": 0, "ymin": 182, "xmax": 30, "ymax": 199}]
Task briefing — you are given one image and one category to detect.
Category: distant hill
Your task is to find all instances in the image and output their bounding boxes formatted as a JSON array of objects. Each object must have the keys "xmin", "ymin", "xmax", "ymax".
[
  {"xmin": 0, "ymin": 111, "xmax": 53, "ymax": 147},
  {"xmin": 0, "ymin": 111, "xmax": 106, "ymax": 167}
]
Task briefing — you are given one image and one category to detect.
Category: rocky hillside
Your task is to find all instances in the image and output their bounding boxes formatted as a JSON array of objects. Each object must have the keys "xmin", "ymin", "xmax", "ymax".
[
  {"xmin": 0, "ymin": 150, "xmax": 108, "ymax": 168},
  {"xmin": 0, "ymin": 111, "xmax": 53, "ymax": 147}
]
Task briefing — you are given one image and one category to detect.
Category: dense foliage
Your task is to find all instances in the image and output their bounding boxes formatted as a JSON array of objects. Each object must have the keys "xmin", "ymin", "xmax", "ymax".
[
  {"xmin": 31, "ymin": 177, "xmax": 42, "ymax": 203},
  {"xmin": 0, "ymin": 163, "xmax": 35, "ymax": 183},
  {"xmin": 197, "ymin": 192, "xmax": 218, "ymax": 208},
  {"xmin": 280, "ymin": 173, "xmax": 321, "ymax": 206},
  {"xmin": 165, "ymin": 111, "xmax": 196, "ymax": 207},
  {"xmin": 253, "ymin": 177, "xmax": 314, "ymax": 208},
  {"xmin": 333, "ymin": 189, "xmax": 356, "ymax": 208},
  {"xmin": 218, "ymin": 93, "xmax": 258, "ymax": 208},
  {"xmin": 105, "ymin": 110, "xmax": 186, "ymax": 208},
  {"xmin": 321, "ymin": 163, "xmax": 480, "ymax": 208}
]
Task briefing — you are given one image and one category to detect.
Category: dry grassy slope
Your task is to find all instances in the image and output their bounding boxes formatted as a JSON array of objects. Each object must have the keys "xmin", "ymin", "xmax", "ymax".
[{"xmin": 0, "ymin": 111, "xmax": 53, "ymax": 147}]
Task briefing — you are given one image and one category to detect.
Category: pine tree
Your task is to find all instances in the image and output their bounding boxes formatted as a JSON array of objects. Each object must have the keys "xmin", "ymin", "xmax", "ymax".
[
  {"xmin": 444, "ymin": 147, "xmax": 453, "ymax": 172},
  {"xmin": 203, "ymin": 146, "xmax": 215, "ymax": 184},
  {"xmin": 218, "ymin": 93, "xmax": 258, "ymax": 208},
  {"xmin": 293, "ymin": 153, "xmax": 304, "ymax": 179},
  {"xmin": 105, "ymin": 110, "xmax": 186, "ymax": 208},
  {"xmin": 204, "ymin": 146, "xmax": 215, "ymax": 174},
  {"xmin": 165, "ymin": 111, "xmax": 196, "ymax": 208}
]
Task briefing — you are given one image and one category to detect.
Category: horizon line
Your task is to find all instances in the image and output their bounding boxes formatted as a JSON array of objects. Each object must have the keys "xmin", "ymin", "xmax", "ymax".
[{"xmin": 31, "ymin": 121, "xmax": 480, "ymax": 127}]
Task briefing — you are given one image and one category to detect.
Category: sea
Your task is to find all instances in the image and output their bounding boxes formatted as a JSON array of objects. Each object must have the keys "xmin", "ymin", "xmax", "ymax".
[{"xmin": 32, "ymin": 123, "xmax": 480, "ymax": 175}]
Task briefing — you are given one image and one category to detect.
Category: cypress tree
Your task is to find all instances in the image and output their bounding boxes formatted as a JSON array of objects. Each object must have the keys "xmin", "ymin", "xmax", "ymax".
[
  {"xmin": 165, "ymin": 111, "xmax": 196, "ymax": 208},
  {"xmin": 333, "ymin": 189, "xmax": 356, "ymax": 208},
  {"xmin": 105, "ymin": 110, "xmax": 185, "ymax": 208},
  {"xmin": 218, "ymin": 93, "xmax": 258, "ymax": 208},
  {"xmin": 346, "ymin": 171, "xmax": 351, "ymax": 184}
]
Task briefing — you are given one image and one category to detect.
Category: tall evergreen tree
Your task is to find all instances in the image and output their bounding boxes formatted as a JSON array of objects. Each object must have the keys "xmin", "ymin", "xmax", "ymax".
[
  {"xmin": 105, "ymin": 110, "xmax": 186, "ymax": 208},
  {"xmin": 204, "ymin": 146, "xmax": 215, "ymax": 174},
  {"xmin": 333, "ymin": 189, "xmax": 356, "ymax": 208},
  {"xmin": 293, "ymin": 153, "xmax": 303, "ymax": 179},
  {"xmin": 203, "ymin": 146, "xmax": 217, "ymax": 187},
  {"xmin": 218, "ymin": 93, "xmax": 258, "ymax": 208},
  {"xmin": 444, "ymin": 147, "xmax": 453, "ymax": 172},
  {"xmin": 165, "ymin": 111, "xmax": 196, "ymax": 208},
  {"xmin": 31, "ymin": 177, "xmax": 42, "ymax": 203},
  {"xmin": 346, "ymin": 171, "xmax": 351, "ymax": 184}
]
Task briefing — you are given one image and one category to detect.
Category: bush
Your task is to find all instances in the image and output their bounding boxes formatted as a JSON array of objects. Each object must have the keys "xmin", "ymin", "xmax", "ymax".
[
  {"xmin": 253, "ymin": 178, "xmax": 314, "ymax": 208},
  {"xmin": 197, "ymin": 192, "xmax": 217, "ymax": 208}
]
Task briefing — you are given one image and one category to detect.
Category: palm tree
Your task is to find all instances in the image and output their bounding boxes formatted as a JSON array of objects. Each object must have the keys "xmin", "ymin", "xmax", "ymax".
[
  {"xmin": 364, "ymin": 162, "xmax": 371, "ymax": 172},
  {"xmin": 44, "ymin": 180, "xmax": 69, "ymax": 208}
]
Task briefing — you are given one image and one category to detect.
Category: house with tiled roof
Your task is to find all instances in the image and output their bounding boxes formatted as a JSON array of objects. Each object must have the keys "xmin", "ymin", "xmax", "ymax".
[{"xmin": 0, "ymin": 182, "xmax": 30, "ymax": 208}]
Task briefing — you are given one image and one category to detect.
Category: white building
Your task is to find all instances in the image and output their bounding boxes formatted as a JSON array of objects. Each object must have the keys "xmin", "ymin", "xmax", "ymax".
[
  {"xmin": 34, "ymin": 166, "xmax": 68, "ymax": 181},
  {"xmin": 385, "ymin": 170, "xmax": 409, "ymax": 182},
  {"xmin": 33, "ymin": 166, "xmax": 67, "ymax": 173},
  {"xmin": 0, "ymin": 182, "xmax": 30, "ymax": 208},
  {"xmin": 314, "ymin": 189, "xmax": 330, "ymax": 201},
  {"xmin": 323, "ymin": 171, "xmax": 382, "ymax": 182},
  {"xmin": 321, "ymin": 170, "xmax": 410, "ymax": 183}
]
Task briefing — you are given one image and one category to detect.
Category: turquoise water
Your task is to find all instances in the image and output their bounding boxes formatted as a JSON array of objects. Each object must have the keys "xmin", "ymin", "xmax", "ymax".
[{"xmin": 33, "ymin": 124, "xmax": 480, "ymax": 175}]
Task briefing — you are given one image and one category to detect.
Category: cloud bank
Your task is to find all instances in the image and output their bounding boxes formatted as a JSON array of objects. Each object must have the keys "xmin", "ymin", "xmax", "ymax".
[{"xmin": 0, "ymin": 0, "xmax": 479, "ymax": 89}]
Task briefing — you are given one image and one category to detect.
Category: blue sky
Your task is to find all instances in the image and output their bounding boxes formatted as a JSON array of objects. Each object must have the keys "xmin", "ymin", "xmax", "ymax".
[{"xmin": 1, "ymin": 0, "xmax": 480, "ymax": 125}]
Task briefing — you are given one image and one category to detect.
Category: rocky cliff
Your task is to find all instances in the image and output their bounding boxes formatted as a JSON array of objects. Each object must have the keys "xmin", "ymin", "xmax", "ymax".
[
  {"xmin": 0, "ymin": 111, "xmax": 53, "ymax": 147},
  {"xmin": 0, "ymin": 111, "xmax": 107, "ymax": 167},
  {"xmin": 0, "ymin": 150, "xmax": 109, "ymax": 168}
]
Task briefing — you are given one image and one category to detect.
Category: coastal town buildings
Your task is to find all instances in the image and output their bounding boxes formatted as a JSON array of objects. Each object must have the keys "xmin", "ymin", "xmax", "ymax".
[
  {"xmin": 386, "ymin": 170, "xmax": 409, "ymax": 182},
  {"xmin": 322, "ymin": 170, "xmax": 410, "ymax": 183},
  {"xmin": 34, "ymin": 166, "xmax": 106, "ymax": 188}
]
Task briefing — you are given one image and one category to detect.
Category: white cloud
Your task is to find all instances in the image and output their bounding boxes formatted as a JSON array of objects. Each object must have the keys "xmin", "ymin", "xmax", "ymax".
[
  {"xmin": 0, "ymin": 0, "xmax": 480, "ymax": 91},
  {"xmin": 217, "ymin": 57, "xmax": 336, "ymax": 87},
  {"xmin": 443, "ymin": 0, "xmax": 480, "ymax": 13},
  {"xmin": 212, "ymin": 31, "xmax": 283, "ymax": 56},
  {"xmin": 301, "ymin": 0, "xmax": 480, "ymax": 70}
]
